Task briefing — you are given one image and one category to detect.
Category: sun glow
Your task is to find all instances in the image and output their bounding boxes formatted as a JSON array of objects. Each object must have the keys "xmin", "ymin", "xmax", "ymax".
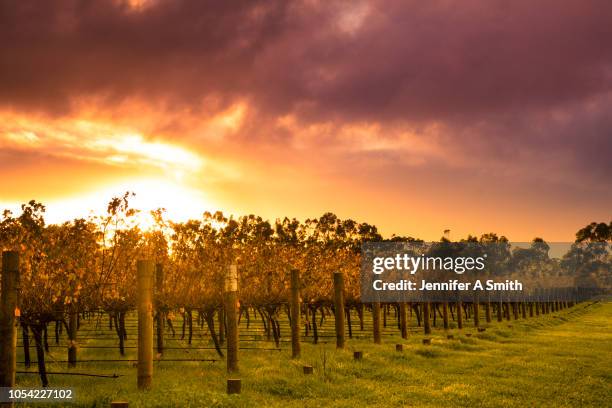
[
  {"xmin": 0, "ymin": 178, "xmax": 215, "ymax": 231},
  {"xmin": 90, "ymin": 133, "xmax": 204, "ymax": 181},
  {"xmin": 1, "ymin": 113, "xmax": 204, "ymax": 180},
  {"xmin": 0, "ymin": 112, "xmax": 231, "ymax": 229}
]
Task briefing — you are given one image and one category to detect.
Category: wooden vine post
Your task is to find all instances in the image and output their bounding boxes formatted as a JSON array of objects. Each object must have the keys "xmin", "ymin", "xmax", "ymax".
[
  {"xmin": 225, "ymin": 265, "xmax": 239, "ymax": 373},
  {"xmin": 0, "ymin": 251, "xmax": 19, "ymax": 396},
  {"xmin": 137, "ymin": 260, "xmax": 154, "ymax": 390},
  {"xmin": 423, "ymin": 302, "xmax": 431, "ymax": 335},
  {"xmin": 442, "ymin": 301, "xmax": 450, "ymax": 330},
  {"xmin": 290, "ymin": 269, "xmax": 301, "ymax": 358},
  {"xmin": 457, "ymin": 300, "xmax": 463, "ymax": 329},
  {"xmin": 372, "ymin": 302, "xmax": 382, "ymax": 344},
  {"xmin": 473, "ymin": 296, "xmax": 480, "ymax": 328},
  {"xmin": 155, "ymin": 263, "xmax": 164, "ymax": 356},
  {"xmin": 333, "ymin": 272, "xmax": 345, "ymax": 349},
  {"xmin": 399, "ymin": 302, "xmax": 408, "ymax": 339},
  {"xmin": 485, "ymin": 294, "xmax": 492, "ymax": 323},
  {"xmin": 67, "ymin": 310, "xmax": 78, "ymax": 367}
]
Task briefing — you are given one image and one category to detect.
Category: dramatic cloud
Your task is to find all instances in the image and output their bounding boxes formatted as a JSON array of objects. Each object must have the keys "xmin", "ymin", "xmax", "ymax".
[
  {"xmin": 0, "ymin": 0, "xmax": 610, "ymax": 239},
  {"xmin": 3, "ymin": 1, "xmax": 611, "ymax": 116}
]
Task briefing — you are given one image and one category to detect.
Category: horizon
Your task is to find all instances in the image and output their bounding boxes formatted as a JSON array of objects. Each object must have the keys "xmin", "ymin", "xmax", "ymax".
[{"xmin": 0, "ymin": 195, "xmax": 593, "ymax": 247}]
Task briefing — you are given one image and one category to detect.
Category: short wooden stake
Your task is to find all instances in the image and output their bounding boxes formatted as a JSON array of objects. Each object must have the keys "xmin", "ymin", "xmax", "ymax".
[
  {"xmin": 422, "ymin": 338, "xmax": 431, "ymax": 345},
  {"xmin": 353, "ymin": 351, "xmax": 363, "ymax": 360},
  {"xmin": 447, "ymin": 334, "xmax": 454, "ymax": 340},
  {"xmin": 395, "ymin": 344, "xmax": 404, "ymax": 352},
  {"xmin": 227, "ymin": 378, "xmax": 241, "ymax": 394},
  {"xmin": 110, "ymin": 402, "xmax": 129, "ymax": 408},
  {"xmin": 303, "ymin": 365, "xmax": 313, "ymax": 374}
]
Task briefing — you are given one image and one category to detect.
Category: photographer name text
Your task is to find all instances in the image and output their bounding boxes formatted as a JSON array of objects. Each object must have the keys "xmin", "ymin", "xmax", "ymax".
[{"xmin": 372, "ymin": 279, "xmax": 523, "ymax": 291}]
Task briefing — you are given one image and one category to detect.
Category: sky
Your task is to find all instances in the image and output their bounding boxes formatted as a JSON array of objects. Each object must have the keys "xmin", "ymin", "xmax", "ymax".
[{"xmin": 0, "ymin": 0, "xmax": 611, "ymax": 241}]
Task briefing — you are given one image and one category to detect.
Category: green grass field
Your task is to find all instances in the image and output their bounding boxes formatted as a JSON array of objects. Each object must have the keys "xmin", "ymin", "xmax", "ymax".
[{"xmin": 14, "ymin": 301, "xmax": 612, "ymax": 407}]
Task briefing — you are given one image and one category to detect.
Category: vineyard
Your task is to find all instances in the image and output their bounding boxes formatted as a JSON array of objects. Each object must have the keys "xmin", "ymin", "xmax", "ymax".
[{"xmin": 0, "ymin": 198, "xmax": 610, "ymax": 407}]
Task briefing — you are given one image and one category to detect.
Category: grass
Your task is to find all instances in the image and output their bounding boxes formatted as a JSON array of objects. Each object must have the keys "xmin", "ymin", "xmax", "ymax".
[{"xmin": 14, "ymin": 301, "xmax": 612, "ymax": 407}]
